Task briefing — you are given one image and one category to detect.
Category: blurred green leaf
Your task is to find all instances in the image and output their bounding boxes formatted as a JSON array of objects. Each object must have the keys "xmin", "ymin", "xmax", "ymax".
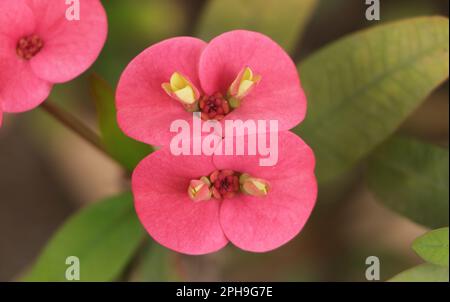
[
  {"xmin": 412, "ymin": 228, "xmax": 449, "ymax": 267},
  {"xmin": 294, "ymin": 16, "xmax": 449, "ymax": 183},
  {"xmin": 382, "ymin": 0, "xmax": 443, "ymax": 22},
  {"xmin": 134, "ymin": 242, "xmax": 182, "ymax": 282},
  {"xmin": 389, "ymin": 263, "xmax": 449, "ymax": 282},
  {"xmin": 90, "ymin": 74, "xmax": 153, "ymax": 171},
  {"xmin": 367, "ymin": 136, "xmax": 449, "ymax": 228},
  {"xmin": 24, "ymin": 193, "xmax": 144, "ymax": 282},
  {"xmin": 95, "ymin": 0, "xmax": 188, "ymax": 84},
  {"xmin": 196, "ymin": 0, "xmax": 318, "ymax": 53}
]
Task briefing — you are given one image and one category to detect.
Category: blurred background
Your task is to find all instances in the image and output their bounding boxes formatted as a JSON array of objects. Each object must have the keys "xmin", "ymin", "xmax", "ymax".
[{"xmin": 0, "ymin": 0, "xmax": 448, "ymax": 281}]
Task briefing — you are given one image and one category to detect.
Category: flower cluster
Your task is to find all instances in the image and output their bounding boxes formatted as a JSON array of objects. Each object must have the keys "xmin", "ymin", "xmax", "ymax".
[
  {"xmin": 0, "ymin": 0, "xmax": 317, "ymax": 255},
  {"xmin": 117, "ymin": 30, "xmax": 318, "ymax": 254}
]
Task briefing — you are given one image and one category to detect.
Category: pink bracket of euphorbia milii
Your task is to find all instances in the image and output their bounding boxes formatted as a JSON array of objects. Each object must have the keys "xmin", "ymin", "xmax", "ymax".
[
  {"xmin": 116, "ymin": 30, "xmax": 307, "ymax": 147},
  {"xmin": 132, "ymin": 131, "xmax": 317, "ymax": 255}
]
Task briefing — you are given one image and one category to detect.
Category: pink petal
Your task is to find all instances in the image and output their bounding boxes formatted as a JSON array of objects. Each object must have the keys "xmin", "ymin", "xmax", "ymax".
[
  {"xmin": 0, "ymin": 0, "xmax": 35, "ymax": 39},
  {"xmin": 199, "ymin": 30, "xmax": 307, "ymax": 133},
  {"xmin": 213, "ymin": 131, "xmax": 317, "ymax": 252},
  {"xmin": 27, "ymin": 0, "xmax": 108, "ymax": 83},
  {"xmin": 0, "ymin": 39, "xmax": 51, "ymax": 113},
  {"xmin": 132, "ymin": 148, "xmax": 228, "ymax": 255},
  {"xmin": 116, "ymin": 37, "xmax": 207, "ymax": 146},
  {"xmin": 0, "ymin": 105, "xmax": 3, "ymax": 127}
]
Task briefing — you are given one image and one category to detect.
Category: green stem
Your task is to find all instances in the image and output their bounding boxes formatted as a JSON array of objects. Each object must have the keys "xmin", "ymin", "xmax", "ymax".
[{"xmin": 40, "ymin": 100, "xmax": 111, "ymax": 158}]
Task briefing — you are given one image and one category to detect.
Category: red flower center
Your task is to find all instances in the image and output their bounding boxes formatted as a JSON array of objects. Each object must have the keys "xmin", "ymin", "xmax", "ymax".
[
  {"xmin": 199, "ymin": 93, "xmax": 231, "ymax": 121},
  {"xmin": 210, "ymin": 170, "xmax": 240, "ymax": 199},
  {"xmin": 16, "ymin": 35, "xmax": 44, "ymax": 60}
]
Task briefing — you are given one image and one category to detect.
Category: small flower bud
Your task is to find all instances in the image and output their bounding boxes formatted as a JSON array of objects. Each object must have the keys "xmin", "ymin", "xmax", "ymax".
[
  {"xmin": 239, "ymin": 173, "xmax": 270, "ymax": 197},
  {"xmin": 188, "ymin": 176, "xmax": 212, "ymax": 202}
]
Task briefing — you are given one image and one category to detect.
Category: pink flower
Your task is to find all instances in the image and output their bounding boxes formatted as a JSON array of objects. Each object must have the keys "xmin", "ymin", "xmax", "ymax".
[
  {"xmin": 0, "ymin": 0, "xmax": 108, "ymax": 125},
  {"xmin": 116, "ymin": 30, "xmax": 307, "ymax": 146},
  {"xmin": 132, "ymin": 131, "xmax": 317, "ymax": 255}
]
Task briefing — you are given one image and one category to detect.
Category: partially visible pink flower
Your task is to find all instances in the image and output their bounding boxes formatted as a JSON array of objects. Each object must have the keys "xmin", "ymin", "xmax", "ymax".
[
  {"xmin": 116, "ymin": 30, "xmax": 307, "ymax": 147},
  {"xmin": 0, "ymin": 0, "xmax": 107, "ymax": 123},
  {"xmin": 132, "ymin": 131, "xmax": 317, "ymax": 255}
]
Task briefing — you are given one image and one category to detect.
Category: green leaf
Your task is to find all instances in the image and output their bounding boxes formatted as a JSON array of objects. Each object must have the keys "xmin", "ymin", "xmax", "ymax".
[
  {"xmin": 389, "ymin": 263, "xmax": 449, "ymax": 282},
  {"xmin": 23, "ymin": 193, "xmax": 144, "ymax": 282},
  {"xmin": 134, "ymin": 242, "xmax": 182, "ymax": 282},
  {"xmin": 412, "ymin": 228, "xmax": 449, "ymax": 267},
  {"xmin": 90, "ymin": 74, "xmax": 153, "ymax": 171},
  {"xmin": 294, "ymin": 16, "xmax": 449, "ymax": 183},
  {"xmin": 367, "ymin": 136, "xmax": 449, "ymax": 228},
  {"xmin": 196, "ymin": 0, "xmax": 318, "ymax": 53}
]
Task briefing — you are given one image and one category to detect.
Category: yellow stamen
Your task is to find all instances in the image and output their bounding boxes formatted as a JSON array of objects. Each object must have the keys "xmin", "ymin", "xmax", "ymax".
[
  {"xmin": 162, "ymin": 72, "xmax": 199, "ymax": 105},
  {"xmin": 228, "ymin": 67, "xmax": 262, "ymax": 102}
]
